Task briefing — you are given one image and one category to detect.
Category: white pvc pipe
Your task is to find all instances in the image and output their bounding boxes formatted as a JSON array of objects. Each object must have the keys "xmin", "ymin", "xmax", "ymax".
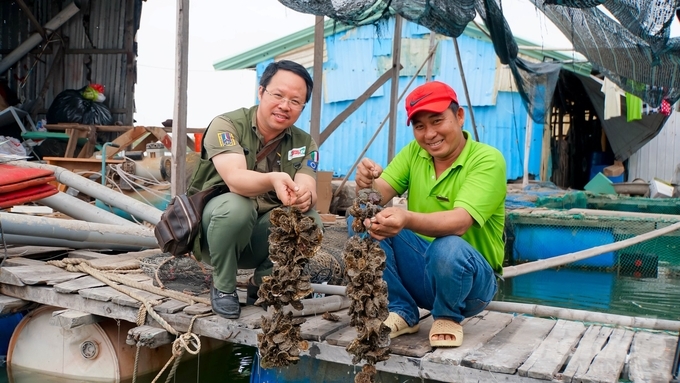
[
  {"xmin": 38, "ymin": 192, "xmax": 137, "ymax": 227},
  {"xmin": 2, "ymin": 234, "xmax": 147, "ymax": 252},
  {"xmin": 9, "ymin": 161, "xmax": 163, "ymax": 224},
  {"xmin": 0, "ymin": 2, "xmax": 81, "ymax": 74},
  {"xmin": 0, "ymin": 212, "xmax": 158, "ymax": 248}
]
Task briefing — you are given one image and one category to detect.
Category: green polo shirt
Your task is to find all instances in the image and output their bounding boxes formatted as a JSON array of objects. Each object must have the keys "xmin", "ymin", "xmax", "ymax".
[{"xmin": 381, "ymin": 131, "xmax": 506, "ymax": 273}]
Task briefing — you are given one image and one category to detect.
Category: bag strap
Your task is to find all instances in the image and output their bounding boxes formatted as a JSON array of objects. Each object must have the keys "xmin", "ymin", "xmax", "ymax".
[{"xmin": 256, "ymin": 143, "xmax": 279, "ymax": 164}]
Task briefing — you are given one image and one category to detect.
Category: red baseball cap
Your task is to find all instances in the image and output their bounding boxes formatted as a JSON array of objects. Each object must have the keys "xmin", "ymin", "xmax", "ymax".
[{"xmin": 405, "ymin": 81, "xmax": 459, "ymax": 125}]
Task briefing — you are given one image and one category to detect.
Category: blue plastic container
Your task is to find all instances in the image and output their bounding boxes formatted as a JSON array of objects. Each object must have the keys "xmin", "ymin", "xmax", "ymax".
[
  {"xmin": 509, "ymin": 269, "xmax": 614, "ymax": 310},
  {"xmin": 589, "ymin": 164, "xmax": 624, "ymax": 183},
  {"xmin": 0, "ymin": 313, "xmax": 23, "ymax": 356},
  {"xmin": 513, "ymin": 225, "xmax": 616, "ymax": 268}
]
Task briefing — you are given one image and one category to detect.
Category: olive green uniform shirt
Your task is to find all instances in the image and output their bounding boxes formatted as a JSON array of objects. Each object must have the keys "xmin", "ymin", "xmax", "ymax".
[{"xmin": 202, "ymin": 110, "xmax": 319, "ymax": 214}]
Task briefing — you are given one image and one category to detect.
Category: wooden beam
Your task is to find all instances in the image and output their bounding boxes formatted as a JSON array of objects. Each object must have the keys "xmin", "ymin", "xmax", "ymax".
[
  {"xmin": 123, "ymin": 0, "xmax": 136, "ymax": 126},
  {"xmin": 0, "ymin": 294, "xmax": 31, "ymax": 315},
  {"xmin": 101, "ymin": 126, "xmax": 148, "ymax": 158},
  {"xmin": 15, "ymin": 0, "xmax": 46, "ymax": 40},
  {"xmin": 50, "ymin": 309, "xmax": 103, "ymax": 329},
  {"xmin": 127, "ymin": 325, "xmax": 174, "ymax": 348},
  {"xmin": 319, "ymin": 67, "xmax": 396, "ymax": 146},
  {"xmin": 310, "ymin": 15, "xmax": 324, "ymax": 144},
  {"xmin": 387, "ymin": 15, "xmax": 403, "ymax": 162},
  {"xmin": 171, "ymin": 0, "xmax": 190, "ymax": 197}
]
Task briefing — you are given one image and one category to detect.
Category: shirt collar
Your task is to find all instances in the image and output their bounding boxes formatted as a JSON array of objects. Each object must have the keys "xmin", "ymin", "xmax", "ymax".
[{"xmin": 250, "ymin": 105, "xmax": 292, "ymax": 142}]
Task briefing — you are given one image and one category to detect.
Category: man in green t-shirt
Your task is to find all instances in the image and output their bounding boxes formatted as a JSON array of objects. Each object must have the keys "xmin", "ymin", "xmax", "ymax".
[
  {"xmin": 196, "ymin": 60, "xmax": 322, "ymax": 319},
  {"xmin": 353, "ymin": 81, "xmax": 506, "ymax": 347}
]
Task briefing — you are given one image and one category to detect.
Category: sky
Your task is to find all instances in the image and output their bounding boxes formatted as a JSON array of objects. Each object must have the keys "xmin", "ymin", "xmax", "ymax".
[{"xmin": 133, "ymin": 0, "xmax": 578, "ymax": 129}]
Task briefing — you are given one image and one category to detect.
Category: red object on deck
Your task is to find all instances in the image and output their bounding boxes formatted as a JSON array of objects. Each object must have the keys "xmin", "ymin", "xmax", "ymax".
[
  {"xmin": 0, "ymin": 164, "xmax": 53, "ymax": 186},
  {"xmin": 0, "ymin": 176, "xmax": 56, "ymax": 193},
  {"xmin": 0, "ymin": 183, "xmax": 58, "ymax": 208},
  {"xmin": 0, "ymin": 164, "xmax": 57, "ymax": 209}
]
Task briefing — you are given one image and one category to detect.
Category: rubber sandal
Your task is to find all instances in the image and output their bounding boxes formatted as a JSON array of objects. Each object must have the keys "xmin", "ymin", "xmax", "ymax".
[
  {"xmin": 429, "ymin": 319, "xmax": 463, "ymax": 347},
  {"xmin": 384, "ymin": 312, "xmax": 420, "ymax": 339}
]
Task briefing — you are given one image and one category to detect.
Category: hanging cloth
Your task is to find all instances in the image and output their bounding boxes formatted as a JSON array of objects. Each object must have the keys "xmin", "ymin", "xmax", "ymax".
[
  {"xmin": 626, "ymin": 93, "xmax": 642, "ymax": 122},
  {"xmin": 601, "ymin": 78, "xmax": 621, "ymax": 120}
]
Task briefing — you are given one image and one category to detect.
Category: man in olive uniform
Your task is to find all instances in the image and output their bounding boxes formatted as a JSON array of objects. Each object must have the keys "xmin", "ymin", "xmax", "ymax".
[{"xmin": 187, "ymin": 60, "xmax": 322, "ymax": 319}]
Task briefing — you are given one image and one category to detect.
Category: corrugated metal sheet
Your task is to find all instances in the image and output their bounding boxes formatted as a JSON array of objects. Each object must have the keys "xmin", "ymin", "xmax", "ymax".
[
  {"xmin": 254, "ymin": 17, "xmax": 544, "ymax": 181},
  {"xmin": 629, "ymin": 110, "xmax": 680, "ymax": 183},
  {"xmin": 0, "ymin": 0, "xmax": 140, "ymax": 125}
]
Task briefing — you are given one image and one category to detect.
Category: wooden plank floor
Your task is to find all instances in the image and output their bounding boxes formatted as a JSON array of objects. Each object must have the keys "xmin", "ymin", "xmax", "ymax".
[{"xmin": 0, "ymin": 250, "xmax": 677, "ymax": 383}]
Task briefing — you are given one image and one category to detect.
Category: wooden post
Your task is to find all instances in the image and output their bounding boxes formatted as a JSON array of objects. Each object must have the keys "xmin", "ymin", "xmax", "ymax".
[
  {"xmin": 426, "ymin": 32, "xmax": 436, "ymax": 81},
  {"xmin": 522, "ymin": 114, "xmax": 533, "ymax": 187},
  {"xmin": 453, "ymin": 37, "xmax": 479, "ymax": 142},
  {"xmin": 171, "ymin": 0, "xmax": 190, "ymax": 197},
  {"xmin": 310, "ymin": 15, "xmax": 324, "ymax": 145},
  {"xmin": 387, "ymin": 15, "xmax": 403, "ymax": 162},
  {"xmin": 123, "ymin": 0, "xmax": 136, "ymax": 126}
]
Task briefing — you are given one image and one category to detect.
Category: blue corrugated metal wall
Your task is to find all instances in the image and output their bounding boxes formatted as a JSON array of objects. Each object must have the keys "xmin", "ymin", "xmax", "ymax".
[{"xmin": 254, "ymin": 18, "xmax": 544, "ymax": 181}]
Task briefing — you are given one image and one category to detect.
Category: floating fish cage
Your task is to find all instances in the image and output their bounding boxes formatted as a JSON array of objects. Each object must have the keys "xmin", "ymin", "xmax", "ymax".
[
  {"xmin": 535, "ymin": 191, "xmax": 680, "ymax": 216},
  {"xmin": 505, "ymin": 208, "xmax": 680, "ymax": 277}
]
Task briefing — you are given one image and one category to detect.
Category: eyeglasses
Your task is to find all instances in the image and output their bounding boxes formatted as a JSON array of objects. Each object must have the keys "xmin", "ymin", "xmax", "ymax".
[{"xmin": 263, "ymin": 88, "xmax": 305, "ymax": 110}]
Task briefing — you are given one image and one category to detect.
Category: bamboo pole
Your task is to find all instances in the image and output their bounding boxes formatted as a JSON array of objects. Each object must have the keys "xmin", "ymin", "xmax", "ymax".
[
  {"xmin": 522, "ymin": 114, "xmax": 533, "ymax": 187},
  {"xmin": 487, "ymin": 301, "xmax": 680, "ymax": 331},
  {"xmin": 503, "ymin": 220, "xmax": 680, "ymax": 278}
]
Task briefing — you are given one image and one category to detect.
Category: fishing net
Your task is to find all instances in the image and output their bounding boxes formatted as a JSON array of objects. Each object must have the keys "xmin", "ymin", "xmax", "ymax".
[
  {"xmin": 530, "ymin": 0, "xmax": 680, "ymax": 108},
  {"xmin": 281, "ymin": 0, "xmax": 680, "ymax": 120}
]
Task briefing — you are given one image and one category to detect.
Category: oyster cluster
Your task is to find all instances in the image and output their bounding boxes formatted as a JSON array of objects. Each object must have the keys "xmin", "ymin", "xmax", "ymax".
[
  {"xmin": 343, "ymin": 188, "xmax": 391, "ymax": 381},
  {"xmin": 256, "ymin": 207, "xmax": 322, "ymax": 368},
  {"xmin": 258, "ymin": 310, "xmax": 308, "ymax": 369}
]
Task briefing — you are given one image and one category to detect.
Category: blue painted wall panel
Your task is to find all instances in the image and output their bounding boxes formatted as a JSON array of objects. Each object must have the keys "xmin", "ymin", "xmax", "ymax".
[{"xmin": 253, "ymin": 18, "xmax": 545, "ymax": 182}]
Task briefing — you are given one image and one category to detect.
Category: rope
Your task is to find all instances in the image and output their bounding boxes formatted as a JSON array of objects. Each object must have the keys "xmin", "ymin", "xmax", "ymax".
[
  {"xmin": 48, "ymin": 258, "xmax": 210, "ymax": 305},
  {"xmin": 151, "ymin": 313, "xmax": 208, "ymax": 383},
  {"xmin": 132, "ymin": 344, "xmax": 141, "ymax": 383},
  {"xmin": 46, "ymin": 258, "xmax": 212, "ymax": 383}
]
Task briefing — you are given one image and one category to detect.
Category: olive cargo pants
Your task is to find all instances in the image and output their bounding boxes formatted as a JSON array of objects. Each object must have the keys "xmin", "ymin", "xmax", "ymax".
[{"xmin": 200, "ymin": 192, "xmax": 323, "ymax": 293}]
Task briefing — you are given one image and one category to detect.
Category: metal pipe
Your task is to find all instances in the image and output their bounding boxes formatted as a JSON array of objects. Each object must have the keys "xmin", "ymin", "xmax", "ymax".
[
  {"xmin": 0, "ymin": 2, "xmax": 81, "ymax": 74},
  {"xmin": 37, "ymin": 192, "xmax": 136, "ymax": 227},
  {"xmin": 310, "ymin": 283, "xmax": 348, "ymax": 296},
  {"xmin": 453, "ymin": 37, "xmax": 480, "ymax": 142},
  {"xmin": 2, "ymin": 234, "xmax": 146, "ymax": 252},
  {"xmin": 0, "ymin": 212, "xmax": 158, "ymax": 248},
  {"xmin": 9, "ymin": 161, "xmax": 163, "ymax": 224}
]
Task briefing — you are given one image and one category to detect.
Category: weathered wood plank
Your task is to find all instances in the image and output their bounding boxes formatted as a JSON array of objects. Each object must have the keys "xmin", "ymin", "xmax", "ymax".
[
  {"xmin": 50, "ymin": 309, "xmax": 103, "ymax": 329},
  {"xmin": 424, "ymin": 310, "xmax": 514, "ymax": 366},
  {"xmin": 126, "ymin": 325, "xmax": 173, "ymax": 348},
  {"xmin": 626, "ymin": 331, "xmax": 675, "ymax": 383},
  {"xmin": 87, "ymin": 249, "xmax": 162, "ymax": 269},
  {"xmin": 183, "ymin": 303, "xmax": 212, "ymax": 315},
  {"xmin": 0, "ymin": 284, "xmax": 139, "ymax": 323},
  {"xmin": 110, "ymin": 286, "xmax": 166, "ymax": 308},
  {"xmin": 575, "ymin": 328, "xmax": 635, "ymax": 383},
  {"xmin": 300, "ymin": 309, "xmax": 351, "ymax": 342},
  {"xmin": 78, "ymin": 286, "xmax": 128, "ymax": 303},
  {"xmin": 68, "ymin": 250, "xmax": 110, "ymax": 260},
  {"xmin": 2, "ymin": 257, "xmax": 45, "ymax": 267},
  {"xmin": 54, "ymin": 276, "xmax": 107, "ymax": 293},
  {"xmin": 518, "ymin": 319, "xmax": 586, "ymax": 379},
  {"xmin": 462, "ymin": 315, "xmax": 556, "ymax": 374},
  {"xmin": 154, "ymin": 299, "xmax": 188, "ymax": 314},
  {"xmin": 0, "ymin": 265, "xmax": 84, "ymax": 286},
  {"xmin": 2, "ymin": 246, "xmax": 71, "ymax": 258},
  {"xmin": 0, "ymin": 294, "xmax": 30, "ymax": 315},
  {"xmin": 388, "ymin": 316, "xmax": 434, "ymax": 357},
  {"xmin": 562, "ymin": 325, "xmax": 613, "ymax": 382}
]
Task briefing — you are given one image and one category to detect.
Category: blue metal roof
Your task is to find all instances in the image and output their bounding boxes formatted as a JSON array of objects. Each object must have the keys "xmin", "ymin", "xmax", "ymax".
[{"xmin": 253, "ymin": 17, "xmax": 546, "ymax": 181}]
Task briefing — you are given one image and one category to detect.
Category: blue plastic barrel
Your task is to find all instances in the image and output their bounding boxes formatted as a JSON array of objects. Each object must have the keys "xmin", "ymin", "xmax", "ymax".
[
  {"xmin": 0, "ymin": 313, "xmax": 23, "ymax": 357},
  {"xmin": 513, "ymin": 225, "xmax": 616, "ymax": 268}
]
